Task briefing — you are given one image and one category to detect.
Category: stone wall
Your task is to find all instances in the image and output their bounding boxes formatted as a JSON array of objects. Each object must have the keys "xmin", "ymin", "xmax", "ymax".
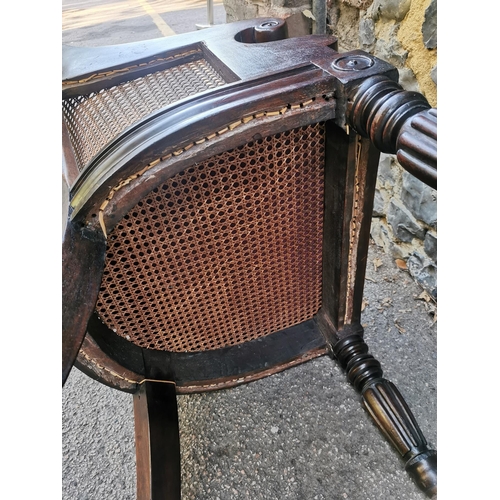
[
  {"xmin": 224, "ymin": 1, "xmax": 313, "ymax": 25},
  {"xmin": 223, "ymin": 0, "xmax": 438, "ymax": 298}
]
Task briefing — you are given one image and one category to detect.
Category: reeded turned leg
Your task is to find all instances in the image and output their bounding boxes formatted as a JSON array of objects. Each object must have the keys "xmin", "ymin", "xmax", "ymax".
[{"xmin": 331, "ymin": 332, "xmax": 437, "ymax": 499}]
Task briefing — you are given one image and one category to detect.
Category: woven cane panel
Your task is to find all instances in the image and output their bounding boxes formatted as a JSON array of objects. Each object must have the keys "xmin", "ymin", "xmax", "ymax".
[
  {"xmin": 62, "ymin": 58, "xmax": 226, "ymax": 171},
  {"xmin": 95, "ymin": 124, "xmax": 325, "ymax": 352}
]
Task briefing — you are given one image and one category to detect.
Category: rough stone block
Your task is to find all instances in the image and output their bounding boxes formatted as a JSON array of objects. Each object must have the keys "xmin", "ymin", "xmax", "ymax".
[
  {"xmin": 374, "ymin": 34, "xmax": 408, "ymax": 67},
  {"xmin": 398, "ymin": 67, "xmax": 420, "ymax": 92},
  {"xmin": 332, "ymin": 4, "xmax": 362, "ymax": 51},
  {"xmin": 373, "ymin": 190, "xmax": 385, "ymax": 217},
  {"xmin": 401, "ymin": 171, "xmax": 437, "ymax": 227},
  {"xmin": 370, "ymin": 219, "xmax": 391, "ymax": 251},
  {"xmin": 424, "ymin": 231, "xmax": 437, "ymax": 262},
  {"xmin": 387, "ymin": 199, "xmax": 426, "ymax": 243},
  {"xmin": 223, "ymin": 0, "xmax": 258, "ymax": 22},
  {"xmin": 422, "ymin": 0, "xmax": 437, "ymax": 49},
  {"xmin": 369, "ymin": 0, "xmax": 411, "ymax": 22},
  {"xmin": 407, "ymin": 252, "xmax": 437, "ymax": 299},
  {"xmin": 371, "ymin": 219, "xmax": 412, "ymax": 260},
  {"xmin": 388, "ymin": 239, "xmax": 411, "ymax": 260},
  {"xmin": 377, "ymin": 153, "xmax": 396, "ymax": 186},
  {"xmin": 342, "ymin": 0, "xmax": 375, "ymax": 10},
  {"xmin": 359, "ymin": 17, "xmax": 376, "ymax": 46}
]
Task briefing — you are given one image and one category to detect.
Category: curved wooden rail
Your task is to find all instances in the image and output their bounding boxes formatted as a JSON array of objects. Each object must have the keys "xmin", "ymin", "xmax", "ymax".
[{"xmin": 68, "ymin": 64, "xmax": 338, "ymax": 231}]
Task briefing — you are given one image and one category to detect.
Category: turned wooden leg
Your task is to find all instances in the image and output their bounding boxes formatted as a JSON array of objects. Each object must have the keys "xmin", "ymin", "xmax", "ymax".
[
  {"xmin": 332, "ymin": 331, "xmax": 437, "ymax": 499},
  {"xmin": 133, "ymin": 381, "xmax": 181, "ymax": 500}
]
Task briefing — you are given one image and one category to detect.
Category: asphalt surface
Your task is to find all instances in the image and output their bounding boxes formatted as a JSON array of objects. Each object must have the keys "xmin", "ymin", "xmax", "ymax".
[
  {"xmin": 62, "ymin": 0, "xmax": 226, "ymax": 46},
  {"xmin": 62, "ymin": 243, "xmax": 437, "ymax": 500},
  {"xmin": 62, "ymin": 2, "xmax": 437, "ymax": 499}
]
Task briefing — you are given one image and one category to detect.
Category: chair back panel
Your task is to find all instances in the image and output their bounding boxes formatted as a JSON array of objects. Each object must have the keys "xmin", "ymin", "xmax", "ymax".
[
  {"xmin": 95, "ymin": 124, "xmax": 325, "ymax": 352},
  {"xmin": 62, "ymin": 55, "xmax": 227, "ymax": 172}
]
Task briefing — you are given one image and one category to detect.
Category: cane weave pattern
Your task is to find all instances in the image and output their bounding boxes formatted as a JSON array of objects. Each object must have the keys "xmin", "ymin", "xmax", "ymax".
[
  {"xmin": 95, "ymin": 124, "xmax": 325, "ymax": 352},
  {"xmin": 62, "ymin": 58, "xmax": 226, "ymax": 171}
]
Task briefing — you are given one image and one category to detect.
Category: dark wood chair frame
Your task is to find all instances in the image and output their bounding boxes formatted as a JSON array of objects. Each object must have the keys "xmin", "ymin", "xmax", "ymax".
[{"xmin": 62, "ymin": 18, "xmax": 437, "ymax": 500}]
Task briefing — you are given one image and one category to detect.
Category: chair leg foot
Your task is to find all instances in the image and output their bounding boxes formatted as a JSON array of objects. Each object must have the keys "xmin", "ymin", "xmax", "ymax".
[
  {"xmin": 331, "ymin": 331, "xmax": 437, "ymax": 499},
  {"xmin": 133, "ymin": 380, "xmax": 181, "ymax": 500}
]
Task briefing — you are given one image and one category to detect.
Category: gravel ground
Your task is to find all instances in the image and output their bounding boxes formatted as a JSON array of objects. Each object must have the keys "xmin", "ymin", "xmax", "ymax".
[{"xmin": 62, "ymin": 240, "xmax": 437, "ymax": 500}]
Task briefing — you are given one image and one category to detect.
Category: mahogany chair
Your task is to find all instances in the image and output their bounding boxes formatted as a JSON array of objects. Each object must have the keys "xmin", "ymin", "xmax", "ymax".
[{"xmin": 62, "ymin": 18, "xmax": 437, "ymax": 499}]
